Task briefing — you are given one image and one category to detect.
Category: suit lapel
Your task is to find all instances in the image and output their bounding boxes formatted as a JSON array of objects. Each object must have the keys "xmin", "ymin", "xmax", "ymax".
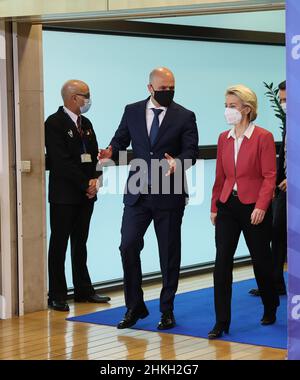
[
  {"xmin": 152, "ymin": 102, "xmax": 177, "ymax": 149},
  {"xmin": 135, "ymin": 99, "xmax": 178, "ymax": 149},
  {"xmin": 227, "ymin": 136, "xmax": 236, "ymax": 176},
  {"xmin": 236, "ymin": 126, "xmax": 257, "ymax": 170},
  {"xmin": 236, "ymin": 137, "xmax": 248, "ymax": 170},
  {"xmin": 138, "ymin": 99, "xmax": 151, "ymax": 150},
  {"xmin": 58, "ymin": 107, "xmax": 80, "ymax": 140}
]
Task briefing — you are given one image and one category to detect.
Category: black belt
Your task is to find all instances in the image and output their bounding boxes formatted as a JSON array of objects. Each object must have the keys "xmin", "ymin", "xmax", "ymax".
[{"xmin": 232, "ymin": 190, "xmax": 238, "ymax": 197}]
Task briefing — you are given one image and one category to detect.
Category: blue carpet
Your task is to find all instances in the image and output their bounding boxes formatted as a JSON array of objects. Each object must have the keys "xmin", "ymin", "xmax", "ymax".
[{"xmin": 67, "ymin": 277, "xmax": 287, "ymax": 349}]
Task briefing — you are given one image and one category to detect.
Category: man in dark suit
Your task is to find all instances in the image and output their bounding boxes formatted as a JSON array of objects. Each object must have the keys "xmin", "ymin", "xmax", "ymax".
[
  {"xmin": 45, "ymin": 79, "xmax": 110, "ymax": 311},
  {"xmin": 249, "ymin": 80, "xmax": 287, "ymax": 297},
  {"xmin": 98, "ymin": 67, "xmax": 199, "ymax": 330}
]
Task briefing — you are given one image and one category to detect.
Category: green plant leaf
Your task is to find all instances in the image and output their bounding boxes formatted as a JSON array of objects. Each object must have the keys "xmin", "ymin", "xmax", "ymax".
[{"xmin": 263, "ymin": 81, "xmax": 285, "ymax": 130}]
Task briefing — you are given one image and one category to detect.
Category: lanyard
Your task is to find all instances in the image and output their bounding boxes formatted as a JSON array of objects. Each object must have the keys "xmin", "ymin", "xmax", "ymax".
[
  {"xmin": 77, "ymin": 116, "xmax": 90, "ymax": 154},
  {"xmin": 80, "ymin": 133, "xmax": 88, "ymax": 154}
]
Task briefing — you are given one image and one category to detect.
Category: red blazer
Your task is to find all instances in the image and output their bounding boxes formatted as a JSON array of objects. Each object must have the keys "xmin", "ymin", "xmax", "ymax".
[{"xmin": 211, "ymin": 126, "xmax": 276, "ymax": 213}]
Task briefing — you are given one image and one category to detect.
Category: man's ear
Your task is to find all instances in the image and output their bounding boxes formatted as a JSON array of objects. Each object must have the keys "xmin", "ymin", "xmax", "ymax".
[{"xmin": 147, "ymin": 84, "xmax": 154, "ymax": 95}]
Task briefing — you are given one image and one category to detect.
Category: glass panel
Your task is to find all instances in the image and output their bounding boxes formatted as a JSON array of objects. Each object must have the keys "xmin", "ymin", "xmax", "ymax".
[
  {"xmin": 43, "ymin": 31, "xmax": 285, "ymax": 146},
  {"xmin": 138, "ymin": 10, "xmax": 285, "ymax": 33},
  {"xmin": 43, "ymin": 27, "xmax": 284, "ymax": 285},
  {"xmin": 46, "ymin": 160, "xmax": 251, "ymax": 286}
]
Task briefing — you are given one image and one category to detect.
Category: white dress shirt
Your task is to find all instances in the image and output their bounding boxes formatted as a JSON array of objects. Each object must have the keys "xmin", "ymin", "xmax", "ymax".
[
  {"xmin": 227, "ymin": 122, "xmax": 255, "ymax": 191},
  {"xmin": 146, "ymin": 98, "xmax": 167, "ymax": 136},
  {"xmin": 63, "ymin": 106, "xmax": 79, "ymax": 126}
]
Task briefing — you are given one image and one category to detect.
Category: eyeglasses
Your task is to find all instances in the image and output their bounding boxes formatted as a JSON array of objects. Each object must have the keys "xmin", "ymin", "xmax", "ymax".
[{"xmin": 76, "ymin": 93, "xmax": 90, "ymax": 99}]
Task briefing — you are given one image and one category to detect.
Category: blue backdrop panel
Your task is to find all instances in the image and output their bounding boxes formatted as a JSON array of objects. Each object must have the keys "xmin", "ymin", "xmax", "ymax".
[{"xmin": 286, "ymin": 0, "xmax": 300, "ymax": 361}]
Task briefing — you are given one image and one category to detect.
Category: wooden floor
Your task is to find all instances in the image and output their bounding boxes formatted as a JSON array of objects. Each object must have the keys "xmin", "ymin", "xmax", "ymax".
[{"xmin": 0, "ymin": 266, "xmax": 286, "ymax": 360}]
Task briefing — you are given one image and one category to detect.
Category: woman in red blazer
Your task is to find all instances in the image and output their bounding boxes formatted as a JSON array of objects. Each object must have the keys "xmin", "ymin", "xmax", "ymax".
[{"xmin": 208, "ymin": 84, "xmax": 280, "ymax": 339}]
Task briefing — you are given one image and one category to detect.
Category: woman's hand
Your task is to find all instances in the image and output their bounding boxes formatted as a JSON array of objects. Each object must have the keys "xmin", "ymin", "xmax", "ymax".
[
  {"xmin": 210, "ymin": 212, "xmax": 217, "ymax": 226},
  {"xmin": 250, "ymin": 208, "xmax": 266, "ymax": 225}
]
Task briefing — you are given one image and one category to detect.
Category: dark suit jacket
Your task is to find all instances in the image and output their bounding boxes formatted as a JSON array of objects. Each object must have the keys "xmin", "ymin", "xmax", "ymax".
[
  {"xmin": 45, "ymin": 106, "xmax": 100, "ymax": 204},
  {"xmin": 277, "ymin": 131, "xmax": 286, "ymax": 186},
  {"xmin": 109, "ymin": 98, "xmax": 199, "ymax": 209}
]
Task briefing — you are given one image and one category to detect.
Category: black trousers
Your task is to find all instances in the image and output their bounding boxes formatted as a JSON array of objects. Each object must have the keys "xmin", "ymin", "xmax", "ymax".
[
  {"xmin": 119, "ymin": 194, "xmax": 185, "ymax": 313},
  {"xmin": 214, "ymin": 195, "xmax": 280, "ymax": 324},
  {"xmin": 48, "ymin": 201, "xmax": 95, "ymax": 301},
  {"xmin": 272, "ymin": 190, "xmax": 287, "ymax": 292}
]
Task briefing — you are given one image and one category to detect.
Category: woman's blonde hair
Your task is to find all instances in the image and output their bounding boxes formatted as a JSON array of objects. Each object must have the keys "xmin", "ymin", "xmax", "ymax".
[{"xmin": 225, "ymin": 84, "xmax": 258, "ymax": 122}]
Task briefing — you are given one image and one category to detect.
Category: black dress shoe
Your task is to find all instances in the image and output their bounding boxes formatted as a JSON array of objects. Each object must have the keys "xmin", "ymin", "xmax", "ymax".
[
  {"xmin": 157, "ymin": 311, "xmax": 176, "ymax": 330},
  {"xmin": 261, "ymin": 308, "xmax": 277, "ymax": 325},
  {"xmin": 117, "ymin": 308, "xmax": 149, "ymax": 329},
  {"xmin": 74, "ymin": 294, "xmax": 111, "ymax": 303},
  {"xmin": 249, "ymin": 288, "xmax": 286, "ymax": 297},
  {"xmin": 48, "ymin": 299, "xmax": 70, "ymax": 312},
  {"xmin": 249, "ymin": 288, "xmax": 260, "ymax": 296},
  {"xmin": 208, "ymin": 322, "xmax": 230, "ymax": 339}
]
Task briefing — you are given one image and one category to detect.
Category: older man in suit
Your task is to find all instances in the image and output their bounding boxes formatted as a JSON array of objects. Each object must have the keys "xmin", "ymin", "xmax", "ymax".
[
  {"xmin": 99, "ymin": 67, "xmax": 199, "ymax": 330},
  {"xmin": 45, "ymin": 79, "xmax": 110, "ymax": 311}
]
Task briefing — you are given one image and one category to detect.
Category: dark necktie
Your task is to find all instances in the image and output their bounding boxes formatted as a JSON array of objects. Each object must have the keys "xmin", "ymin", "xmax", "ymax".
[
  {"xmin": 76, "ymin": 115, "xmax": 83, "ymax": 137},
  {"xmin": 149, "ymin": 108, "xmax": 163, "ymax": 146},
  {"xmin": 148, "ymin": 108, "xmax": 163, "ymax": 186}
]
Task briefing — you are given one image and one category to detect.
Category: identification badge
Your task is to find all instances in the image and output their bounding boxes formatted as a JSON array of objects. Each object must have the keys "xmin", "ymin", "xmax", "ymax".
[{"xmin": 81, "ymin": 153, "xmax": 92, "ymax": 163}]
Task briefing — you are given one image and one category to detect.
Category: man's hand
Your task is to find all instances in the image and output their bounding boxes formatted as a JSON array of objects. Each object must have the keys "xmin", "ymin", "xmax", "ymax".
[
  {"xmin": 86, "ymin": 178, "xmax": 98, "ymax": 199},
  {"xmin": 165, "ymin": 153, "xmax": 177, "ymax": 177},
  {"xmin": 210, "ymin": 212, "xmax": 217, "ymax": 226},
  {"xmin": 251, "ymin": 208, "xmax": 266, "ymax": 225},
  {"xmin": 98, "ymin": 145, "xmax": 113, "ymax": 163},
  {"xmin": 278, "ymin": 179, "xmax": 287, "ymax": 192}
]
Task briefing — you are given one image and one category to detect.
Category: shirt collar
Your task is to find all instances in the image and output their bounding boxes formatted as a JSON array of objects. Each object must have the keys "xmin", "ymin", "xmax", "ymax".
[
  {"xmin": 63, "ymin": 106, "xmax": 79, "ymax": 124},
  {"xmin": 147, "ymin": 98, "xmax": 167, "ymax": 111},
  {"xmin": 227, "ymin": 122, "xmax": 255, "ymax": 140}
]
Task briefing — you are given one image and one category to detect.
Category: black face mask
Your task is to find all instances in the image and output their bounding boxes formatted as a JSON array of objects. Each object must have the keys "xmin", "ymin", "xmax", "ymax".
[{"xmin": 152, "ymin": 89, "xmax": 175, "ymax": 107}]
